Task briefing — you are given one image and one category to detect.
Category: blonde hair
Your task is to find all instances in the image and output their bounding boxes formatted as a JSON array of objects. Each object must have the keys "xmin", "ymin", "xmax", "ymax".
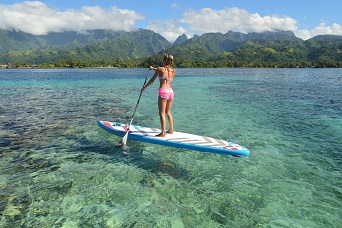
[{"xmin": 163, "ymin": 54, "xmax": 173, "ymax": 66}]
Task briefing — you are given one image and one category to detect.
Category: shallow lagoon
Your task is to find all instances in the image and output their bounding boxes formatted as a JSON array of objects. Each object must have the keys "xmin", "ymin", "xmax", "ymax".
[{"xmin": 0, "ymin": 68, "xmax": 341, "ymax": 227}]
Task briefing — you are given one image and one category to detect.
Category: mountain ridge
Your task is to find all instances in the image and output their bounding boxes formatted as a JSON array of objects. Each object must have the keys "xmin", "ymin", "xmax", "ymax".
[{"xmin": 0, "ymin": 28, "xmax": 341, "ymax": 67}]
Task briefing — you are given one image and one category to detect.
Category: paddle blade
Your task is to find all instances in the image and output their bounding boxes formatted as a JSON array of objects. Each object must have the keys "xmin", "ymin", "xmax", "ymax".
[{"xmin": 117, "ymin": 131, "xmax": 128, "ymax": 147}]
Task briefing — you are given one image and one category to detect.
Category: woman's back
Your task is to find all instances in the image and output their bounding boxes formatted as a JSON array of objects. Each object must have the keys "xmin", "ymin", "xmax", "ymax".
[{"xmin": 158, "ymin": 66, "xmax": 175, "ymax": 88}]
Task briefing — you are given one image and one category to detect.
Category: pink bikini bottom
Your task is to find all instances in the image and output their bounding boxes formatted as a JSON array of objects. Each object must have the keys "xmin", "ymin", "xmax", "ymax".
[{"xmin": 158, "ymin": 88, "xmax": 174, "ymax": 100}]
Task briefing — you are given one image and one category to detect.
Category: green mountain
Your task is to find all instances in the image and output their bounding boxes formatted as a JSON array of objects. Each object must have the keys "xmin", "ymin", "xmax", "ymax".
[
  {"xmin": 152, "ymin": 31, "xmax": 246, "ymax": 66},
  {"xmin": 305, "ymin": 35, "xmax": 342, "ymax": 62},
  {"xmin": 149, "ymin": 30, "xmax": 341, "ymax": 67},
  {"xmin": 0, "ymin": 29, "xmax": 342, "ymax": 67},
  {"xmin": 173, "ymin": 34, "xmax": 189, "ymax": 46},
  {"xmin": 159, "ymin": 31, "xmax": 303, "ymax": 61},
  {"xmin": 0, "ymin": 29, "xmax": 45, "ymax": 54},
  {"xmin": 232, "ymin": 32, "xmax": 307, "ymax": 62},
  {"xmin": 0, "ymin": 29, "xmax": 114, "ymax": 55},
  {"xmin": 0, "ymin": 29, "xmax": 171, "ymax": 64}
]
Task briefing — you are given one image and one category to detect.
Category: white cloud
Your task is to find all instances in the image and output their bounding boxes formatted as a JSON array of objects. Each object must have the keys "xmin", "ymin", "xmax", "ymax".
[
  {"xmin": 1, "ymin": 2, "xmax": 341, "ymax": 42},
  {"xmin": 146, "ymin": 19, "xmax": 191, "ymax": 42},
  {"xmin": 171, "ymin": 3, "xmax": 180, "ymax": 9},
  {"xmin": 146, "ymin": 7, "xmax": 299, "ymax": 42},
  {"xmin": 295, "ymin": 30, "xmax": 312, "ymax": 40},
  {"xmin": 296, "ymin": 22, "xmax": 342, "ymax": 40},
  {"xmin": 181, "ymin": 7, "xmax": 298, "ymax": 34},
  {"xmin": 0, "ymin": 1, "xmax": 144, "ymax": 35},
  {"xmin": 147, "ymin": 7, "xmax": 342, "ymax": 41}
]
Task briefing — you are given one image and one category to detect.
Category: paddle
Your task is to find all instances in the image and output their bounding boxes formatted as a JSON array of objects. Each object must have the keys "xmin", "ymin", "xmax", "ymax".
[{"xmin": 118, "ymin": 69, "xmax": 151, "ymax": 148}]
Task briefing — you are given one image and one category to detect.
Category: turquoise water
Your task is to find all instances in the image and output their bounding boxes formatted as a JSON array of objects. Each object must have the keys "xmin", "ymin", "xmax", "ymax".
[{"xmin": 0, "ymin": 68, "xmax": 341, "ymax": 227}]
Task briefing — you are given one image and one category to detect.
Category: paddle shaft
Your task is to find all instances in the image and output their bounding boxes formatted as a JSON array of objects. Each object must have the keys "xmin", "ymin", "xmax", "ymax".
[{"xmin": 127, "ymin": 69, "xmax": 150, "ymax": 126}]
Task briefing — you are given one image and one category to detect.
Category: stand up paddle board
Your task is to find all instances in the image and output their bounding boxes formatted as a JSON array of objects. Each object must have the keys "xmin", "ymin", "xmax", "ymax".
[{"xmin": 98, "ymin": 120, "xmax": 250, "ymax": 156}]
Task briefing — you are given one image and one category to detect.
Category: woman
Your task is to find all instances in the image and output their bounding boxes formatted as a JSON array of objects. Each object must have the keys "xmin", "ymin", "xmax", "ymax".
[{"xmin": 141, "ymin": 54, "xmax": 176, "ymax": 137}]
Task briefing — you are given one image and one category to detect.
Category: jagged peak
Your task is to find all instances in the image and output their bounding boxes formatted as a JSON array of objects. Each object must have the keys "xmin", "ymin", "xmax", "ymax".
[{"xmin": 173, "ymin": 34, "xmax": 189, "ymax": 46}]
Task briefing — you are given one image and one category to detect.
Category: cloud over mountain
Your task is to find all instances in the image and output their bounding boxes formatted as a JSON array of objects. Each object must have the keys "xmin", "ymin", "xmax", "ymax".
[
  {"xmin": 296, "ymin": 22, "xmax": 342, "ymax": 40},
  {"xmin": 0, "ymin": 1, "xmax": 144, "ymax": 35},
  {"xmin": 0, "ymin": 1, "xmax": 341, "ymax": 42},
  {"xmin": 147, "ymin": 7, "xmax": 342, "ymax": 42},
  {"xmin": 182, "ymin": 7, "xmax": 298, "ymax": 34},
  {"xmin": 148, "ymin": 7, "xmax": 298, "ymax": 41}
]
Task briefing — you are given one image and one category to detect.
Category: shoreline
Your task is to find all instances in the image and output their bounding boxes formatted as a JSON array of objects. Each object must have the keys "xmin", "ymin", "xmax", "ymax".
[{"xmin": 0, "ymin": 65, "xmax": 119, "ymax": 69}]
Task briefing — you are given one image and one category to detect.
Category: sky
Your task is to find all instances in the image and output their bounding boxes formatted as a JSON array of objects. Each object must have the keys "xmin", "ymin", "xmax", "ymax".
[{"xmin": 0, "ymin": 0, "xmax": 341, "ymax": 42}]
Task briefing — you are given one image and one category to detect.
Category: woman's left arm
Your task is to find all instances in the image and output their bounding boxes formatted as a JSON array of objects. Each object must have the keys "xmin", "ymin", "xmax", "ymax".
[{"xmin": 141, "ymin": 67, "xmax": 159, "ymax": 92}]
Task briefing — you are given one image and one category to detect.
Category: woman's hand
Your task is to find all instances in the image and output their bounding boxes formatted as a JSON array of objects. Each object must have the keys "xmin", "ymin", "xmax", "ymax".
[{"xmin": 149, "ymin": 66, "xmax": 157, "ymax": 71}]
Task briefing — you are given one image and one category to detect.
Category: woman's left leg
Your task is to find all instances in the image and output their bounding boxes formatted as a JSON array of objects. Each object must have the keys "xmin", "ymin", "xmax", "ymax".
[
  {"xmin": 165, "ymin": 100, "xmax": 174, "ymax": 134},
  {"xmin": 157, "ymin": 97, "xmax": 167, "ymax": 137}
]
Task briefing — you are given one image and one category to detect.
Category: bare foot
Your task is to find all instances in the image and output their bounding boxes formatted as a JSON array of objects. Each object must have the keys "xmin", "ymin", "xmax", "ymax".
[
  {"xmin": 155, "ymin": 133, "xmax": 166, "ymax": 137},
  {"xmin": 166, "ymin": 130, "xmax": 174, "ymax": 134}
]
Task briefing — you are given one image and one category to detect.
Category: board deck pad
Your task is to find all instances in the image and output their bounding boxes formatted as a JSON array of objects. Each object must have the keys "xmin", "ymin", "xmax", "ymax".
[{"xmin": 98, "ymin": 120, "xmax": 250, "ymax": 156}]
